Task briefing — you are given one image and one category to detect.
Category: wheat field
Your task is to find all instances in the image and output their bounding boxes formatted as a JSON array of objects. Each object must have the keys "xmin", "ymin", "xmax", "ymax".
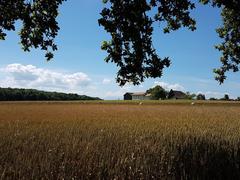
[{"xmin": 0, "ymin": 101, "xmax": 240, "ymax": 179}]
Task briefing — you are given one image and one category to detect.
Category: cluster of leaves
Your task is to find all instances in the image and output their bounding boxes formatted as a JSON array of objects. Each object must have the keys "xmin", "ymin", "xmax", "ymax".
[
  {"xmin": 0, "ymin": 87, "xmax": 101, "ymax": 101},
  {"xmin": 0, "ymin": 1, "xmax": 24, "ymax": 39},
  {"xmin": 184, "ymin": 92, "xmax": 196, "ymax": 100},
  {"xmin": 100, "ymin": 0, "xmax": 240, "ymax": 85},
  {"xmin": 146, "ymin": 85, "xmax": 167, "ymax": 100},
  {"xmin": 99, "ymin": 0, "xmax": 196, "ymax": 86},
  {"xmin": 197, "ymin": 93, "xmax": 206, "ymax": 100},
  {"xmin": 0, "ymin": 0, "xmax": 65, "ymax": 60},
  {"xmin": 219, "ymin": 94, "xmax": 230, "ymax": 101},
  {"xmin": 201, "ymin": 0, "xmax": 240, "ymax": 83},
  {"xmin": 1, "ymin": 0, "xmax": 239, "ymax": 86}
]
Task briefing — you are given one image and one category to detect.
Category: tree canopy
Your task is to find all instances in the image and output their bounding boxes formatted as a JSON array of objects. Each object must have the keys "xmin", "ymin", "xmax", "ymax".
[
  {"xmin": 0, "ymin": 0, "xmax": 65, "ymax": 60},
  {"xmin": 184, "ymin": 92, "xmax": 196, "ymax": 100},
  {"xmin": 197, "ymin": 93, "xmax": 206, "ymax": 100},
  {"xmin": 0, "ymin": 0, "xmax": 239, "ymax": 85},
  {"xmin": 146, "ymin": 85, "xmax": 167, "ymax": 100},
  {"xmin": 223, "ymin": 94, "xmax": 230, "ymax": 101}
]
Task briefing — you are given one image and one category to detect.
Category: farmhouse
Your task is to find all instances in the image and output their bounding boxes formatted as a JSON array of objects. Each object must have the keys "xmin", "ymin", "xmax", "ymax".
[
  {"xmin": 124, "ymin": 92, "xmax": 151, "ymax": 100},
  {"xmin": 124, "ymin": 89, "xmax": 186, "ymax": 100},
  {"xmin": 168, "ymin": 90, "xmax": 186, "ymax": 99}
]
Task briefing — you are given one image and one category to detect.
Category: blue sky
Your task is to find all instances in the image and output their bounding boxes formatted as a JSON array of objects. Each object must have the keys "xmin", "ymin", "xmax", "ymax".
[{"xmin": 0, "ymin": 1, "xmax": 240, "ymax": 99}]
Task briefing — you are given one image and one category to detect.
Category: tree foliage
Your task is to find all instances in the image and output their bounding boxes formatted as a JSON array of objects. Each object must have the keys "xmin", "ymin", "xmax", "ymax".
[
  {"xmin": 0, "ymin": 0, "xmax": 65, "ymax": 60},
  {"xmin": 200, "ymin": 0, "xmax": 240, "ymax": 83},
  {"xmin": 0, "ymin": 0, "xmax": 239, "ymax": 85},
  {"xmin": 197, "ymin": 93, "xmax": 206, "ymax": 100},
  {"xmin": 185, "ymin": 92, "xmax": 196, "ymax": 100},
  {"xmin": 223, "ymin": 94, "xmax": 230, "ymax": 101},
  {"xmin": 146, "ymin": 85, "xmax": 167, "ymax": 100},
  {"xmin": 99, "ymin": 0, "xmax": 195, "ymax": 85}
]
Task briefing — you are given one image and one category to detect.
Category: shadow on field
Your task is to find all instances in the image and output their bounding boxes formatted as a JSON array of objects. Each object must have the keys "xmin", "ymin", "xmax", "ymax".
[
  {"xmin": 106, "ymin": 138, "xmax": 240, "ymax": 179},
  {"xmin": 1, "ymin": 136, "xmax": 240, "ymax": 179},
  {"xmin": 168, "ymin": 139, "xmax": 240, "ymax": 180}
]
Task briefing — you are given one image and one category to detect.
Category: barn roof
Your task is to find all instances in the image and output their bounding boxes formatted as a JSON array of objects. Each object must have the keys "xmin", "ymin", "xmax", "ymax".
[
  {"xmin": 173, "ymin": 90, "xmax": 185, "ymax": 95},
  {"xmin": 132, "ymin": 92, "xmax": 146, "ymax": 96},
  {"xmin": 171, "ymin": 90, "xmax": 186, "ymax": 98},
  {"xmin": 124, "ymin": 92, "xmax": 148, "ymax": 96}
]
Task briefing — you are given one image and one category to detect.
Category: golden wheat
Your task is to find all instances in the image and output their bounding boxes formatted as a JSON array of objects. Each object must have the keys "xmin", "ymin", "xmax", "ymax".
[{"xmin": 0, "ymin": 101, "xmax": 240, "ymax": 179}]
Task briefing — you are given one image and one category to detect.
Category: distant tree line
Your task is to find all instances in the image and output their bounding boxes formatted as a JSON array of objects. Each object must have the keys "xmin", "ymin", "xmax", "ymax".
[
  {"xmin": 147, "ymin": 86, "xmax": 240, "ymax": 101},
  {"xmin": 209, "ymin": 94, "xmax": 238, "ymax": 101},
  {"xmin": 0, "ymin": 87, "xmax": 101, "ymax": 101}
]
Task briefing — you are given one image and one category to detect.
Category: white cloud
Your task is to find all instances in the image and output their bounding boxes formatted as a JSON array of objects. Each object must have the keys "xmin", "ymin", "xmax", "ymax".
[
  {"xmin": 104, "ymin": 90, "xmax": 124, "ymax": 99},
  {"xmin": 154, "ymin": 81, "xmax": 185, "ymax": 91},
  {"xmin": 0, "ymin": 63, "xmax": 91, "ymax": 93},
  {"xmin": 102, "ymin": 84, "xmax": 136, "ymax": 100},
  {"xmin": 102, "ymin": 78, "xmax": 112, "ymax": 85}
]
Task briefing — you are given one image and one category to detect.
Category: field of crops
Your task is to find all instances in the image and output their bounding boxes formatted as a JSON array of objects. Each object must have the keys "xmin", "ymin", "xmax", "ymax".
[{"xmin": 0, "ymin": 101, "xmax": 240, "ymax": 179}]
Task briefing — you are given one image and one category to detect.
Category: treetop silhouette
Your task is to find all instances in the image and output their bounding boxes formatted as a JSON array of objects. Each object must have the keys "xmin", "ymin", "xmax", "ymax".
[{"xmin": 0, "ymin": 0, "xmax": 239, "ymax": 85}]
